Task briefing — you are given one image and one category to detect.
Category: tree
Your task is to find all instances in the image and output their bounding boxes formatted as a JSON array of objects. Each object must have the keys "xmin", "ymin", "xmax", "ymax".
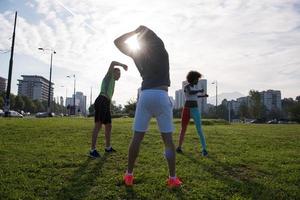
[
  {"xmin": 0, "ymin": 95, "xmax": 3, "ymax": 109},
  {"xmin": 14, "ymin": 95, "xmax": 24, "ymax": 111},
  {"xmin": 217, "ymin": 100, "xmax": 228, "ymax": 120},
  {"xmin": 124, "ymin": 99, "xmax": 136, "ymax": 117},
  {"xmin": 282, "ymin": 98, "xmax": 296, "ymax": 119},
  {"xmin": 268, "ymin": 107, "xmax": 281, "ymax": 120},
  {"xmin": 249, "ymin": 90, "xmax": 262, "ymax": 119},
  {"xmin": 0, "ymin": 93, "xmax": 16, "ymax": 111},
  {"xmin": 173, "ymin": 108, "xmax": 183, "ymax": 118},
  {"xmin": 8, "ymin": 94, "xmax": 16, "ymax": 110},
  {"xmin": 289, "ymin": 103, "xmax": 300, "ymax": 122},
  {"xmin": 239, "ymin": 102, "xmax": 249, "ymax": 120},
  {"xmin": 22, "ymin": 96, "xmax": 35, "ymax": 113},
  {"xmin": 88, "ymin": 104, "xmax": 95, "ymax": 116},
  {"xmin": 33, "ymin": 99, "xmax": 45, "ymax": 112},
  {"xmin": 111, "ymin": 102, "xmax": 123, "ymax": 114}
]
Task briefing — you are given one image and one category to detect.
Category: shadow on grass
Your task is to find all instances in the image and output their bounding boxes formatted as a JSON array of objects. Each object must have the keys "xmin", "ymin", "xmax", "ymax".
[
  {"xmin": 56, "ymin": 154, "xmax": 108, "ymax": 200},
  {"xmin": 115, "ymin": 175, "xmax": 143, "ymax": 199},
  {"xmin": 168, "ymin": 186, "xmax": 185, "ymax": 200},
  {"xmin": 125, "ymin": 186, "xmax": 138, "ymax": 199},
  {"xmin": 183, "ymin": 153, "xmax": 283, "ymax": 199}
]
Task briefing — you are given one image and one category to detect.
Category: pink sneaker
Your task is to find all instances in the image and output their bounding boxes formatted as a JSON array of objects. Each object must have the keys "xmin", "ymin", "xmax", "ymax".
[
  {"xmin": 123, "ymin": 174, "xmax": 134, "ymax": 186},
  {"xmin": 167, "ymin": 177, "xmax": 182, "ymax": 188}
]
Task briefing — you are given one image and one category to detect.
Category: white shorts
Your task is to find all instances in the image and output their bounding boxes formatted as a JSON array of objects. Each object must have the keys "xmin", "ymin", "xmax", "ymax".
[{"xmin": 133, "ymin": 89, "xmax": 174, "ymax": 133}]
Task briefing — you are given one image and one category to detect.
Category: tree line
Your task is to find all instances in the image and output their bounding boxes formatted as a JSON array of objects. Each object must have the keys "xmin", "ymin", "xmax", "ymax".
[
  {"xmin": 0, "ymin": 92, "xmax": 66, "ymax": 114},
  {"xmin": 88, "ymin": 99, "xmax": 137, "ymax": 118},
  {"xmin": 88, "ymin": 90, "xmax": 299, "ymax": 123},
  {"xmin": 202, "ymin": 90, "xmax": 300, "ymax": 122}
]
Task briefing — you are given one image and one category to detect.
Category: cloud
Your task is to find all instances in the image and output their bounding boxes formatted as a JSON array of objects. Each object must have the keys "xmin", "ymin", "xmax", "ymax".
[{"xmin": 0, "ymin": 0, "xmax": 300, "ymax": 106}]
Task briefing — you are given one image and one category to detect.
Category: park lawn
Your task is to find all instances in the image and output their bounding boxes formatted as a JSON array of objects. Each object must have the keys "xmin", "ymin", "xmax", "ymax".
[{"xmin": 0, "ymin": 118, "xmax": 299, "ymax": 200}]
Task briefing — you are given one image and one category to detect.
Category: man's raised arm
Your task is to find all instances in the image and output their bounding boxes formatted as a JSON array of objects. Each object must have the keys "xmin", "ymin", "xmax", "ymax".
[{"xmin": 107, "ymin": 61, "xmax": 128, "ymax": 74}]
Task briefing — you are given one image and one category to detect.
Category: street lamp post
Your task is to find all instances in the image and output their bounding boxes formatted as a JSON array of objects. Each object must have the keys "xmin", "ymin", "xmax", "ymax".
[
  {"xmin": 67, "ymin": 75, "xmax": 76, "ymax": 115},
  {"xmin": 4, "ymin": 11, "xmax": 17, "ymax": 117},
  {"xmin": 38, "ymin": 47, "xmax": 56, "ymax": 115},
  {"xmin": 212, "ymin": 80, "xmax": 218, "ymax": 118}
]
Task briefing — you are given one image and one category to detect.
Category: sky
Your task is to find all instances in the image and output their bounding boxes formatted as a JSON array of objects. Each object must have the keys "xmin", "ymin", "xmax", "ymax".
[{"xmin": 0, "ymin": 0, "xmax": 300, "ymax": 107}]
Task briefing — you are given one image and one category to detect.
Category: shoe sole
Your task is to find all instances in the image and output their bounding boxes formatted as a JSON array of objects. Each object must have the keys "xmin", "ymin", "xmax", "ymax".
[
  {"xmin": 167, "ymin": 185, "xmax": 182, "ymax": 189},
  {"xmin": 105, "ymin": 151, "xmax": 116, "ymax": 153}
]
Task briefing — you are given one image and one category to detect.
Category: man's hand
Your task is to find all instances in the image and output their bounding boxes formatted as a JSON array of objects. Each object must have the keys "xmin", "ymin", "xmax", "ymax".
[
  {"xmin": 198, "ymin": 94, "xmax": 209, "ymax": 98},
  {"xmin": 110, "ymin": 61, "xmax": 128, "ymax": 72},
  {"xmin": 122, "ymin": 64, "xmax": 128, "ymax": 71}
]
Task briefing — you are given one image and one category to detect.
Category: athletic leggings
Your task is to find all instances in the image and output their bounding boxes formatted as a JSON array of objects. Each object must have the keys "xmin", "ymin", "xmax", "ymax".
[{"xmin": 179, "ymin": 107, "xmax": 207, "ymax": 150}]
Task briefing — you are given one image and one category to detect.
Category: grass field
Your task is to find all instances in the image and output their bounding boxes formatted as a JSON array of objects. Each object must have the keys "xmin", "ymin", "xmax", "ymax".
[{"xmin": 0, "ymin": 118, "xmax": 299, "ymax": 200}]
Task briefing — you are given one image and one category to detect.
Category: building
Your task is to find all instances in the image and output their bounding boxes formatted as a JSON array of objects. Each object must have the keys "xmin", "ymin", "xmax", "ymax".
[
  {"xmin": 66, "ymin": 91, "xmax": 87, "ymax": 115},
  {"xmin": 0, "ymin": 76, "xmax": 6, "ymax": 93},
  {"xmin": 175, "ymin": 89, "xmax": 185, "ymax": 109},
  {"xmin": 60, "ymin": 96, "xmax": 64, "ymax": 106},
  {"xmin": 229, "ymin": 100, "xmax": 241, "ymax": 115},
  {"xmin": 227, "ymin": 90, "xmax": 282, "ymax": 116},
  {"xmin": 260, "ymin": 90, "xmax": 282, "ymax": 111},
  {"xmin": 227, "ymin": 96, "xmax": 250, "ymax": 115},
  {"xmin": 17, "ymin": 75, "xmax": 54, "ymax": 102},
  {"xmin": 174, "ymin": 80, "xmax": 208, "ymax": 112},
  {"xmin": 75, "ymin": 92, "xmax": 87, "ymax": 115},
  {"xmin": 66, "ymin": 97, "xmax": 73, "ymax": 107},
  {"xmin": 169, "ymin": 96, "xmax": 175, "ymax": 109}
]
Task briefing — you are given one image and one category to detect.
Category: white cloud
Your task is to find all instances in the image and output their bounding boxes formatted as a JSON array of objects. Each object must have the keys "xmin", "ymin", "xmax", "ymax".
[{"xmin": 0, "ymin": 0, "xmax": 299, "ymax": 106}]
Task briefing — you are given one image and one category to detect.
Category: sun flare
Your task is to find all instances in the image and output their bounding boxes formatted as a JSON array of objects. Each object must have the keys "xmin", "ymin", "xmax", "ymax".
[{"xmin": 125, "ymin": 34, "xmax": 140, "ymax": 51}]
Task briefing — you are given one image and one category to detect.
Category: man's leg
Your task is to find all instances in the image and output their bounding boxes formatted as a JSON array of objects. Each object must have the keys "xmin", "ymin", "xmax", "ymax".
[
  {"xmin": 104, "ymin": 123, "xmax": 112, "ymax": 148},
  {"xmin": 127, "ymin": 131, "xmax": 145, "ymax": 174},
  {"xmin": 161, "ymin": 132, "xmax": 176, "ymax": 177},
  {"xmin": 91, "ymin": 122, "xmax": 102, "ymax": 150}
]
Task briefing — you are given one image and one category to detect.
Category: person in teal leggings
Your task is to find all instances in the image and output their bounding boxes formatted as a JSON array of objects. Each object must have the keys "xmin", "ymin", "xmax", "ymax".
[{"xmin": 176, "ymin": 71, "xmax": 208, "ymax": 156}]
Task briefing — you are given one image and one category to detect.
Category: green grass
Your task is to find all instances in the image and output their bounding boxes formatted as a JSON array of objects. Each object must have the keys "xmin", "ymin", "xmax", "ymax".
[{"xmin": 0, "ymin": 118, "xmax": 299, "ymax": 200}]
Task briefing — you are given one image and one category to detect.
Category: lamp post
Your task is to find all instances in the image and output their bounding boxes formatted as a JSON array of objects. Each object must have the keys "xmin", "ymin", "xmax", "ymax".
[
  {"xmin": 212, "ymin": 80, "xmax": 218, "ymax": 118},
  {"xmin": 38, "ymin": 47, "xmax": 56, "ymax": 115},
  {"xmin": 4, "ymin": 11, "xmax": 17, "ymax": 117},
  {"xmin": 67, "ymin": 75, "xmax": 76, "ymax": 115}
]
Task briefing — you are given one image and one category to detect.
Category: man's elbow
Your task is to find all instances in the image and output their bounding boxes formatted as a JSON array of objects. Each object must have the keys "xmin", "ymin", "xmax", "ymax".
[{"xmin": 114, "ymin": 39, "xmax": 120, "ymax": 48}]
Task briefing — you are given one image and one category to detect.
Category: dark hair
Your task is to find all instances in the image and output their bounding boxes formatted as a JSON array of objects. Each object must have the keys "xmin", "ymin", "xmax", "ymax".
[
  {"xmin": 114, "ymin": 68, "xmax": 120, "ymax": 72},
  {"xmin": 186, "ymin": 71, "xmax": 202, "ymax": 84}
]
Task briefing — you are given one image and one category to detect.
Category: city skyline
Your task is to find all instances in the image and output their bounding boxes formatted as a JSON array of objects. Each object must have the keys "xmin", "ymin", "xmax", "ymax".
[{"xmin": 1, "ymin": 0, "xmax": 300, "ymax": 106}]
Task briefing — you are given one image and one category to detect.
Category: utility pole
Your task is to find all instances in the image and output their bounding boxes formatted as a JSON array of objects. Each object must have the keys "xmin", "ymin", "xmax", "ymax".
[
  {"xmin": 73, "ymin": 75, "xmax": 76, "ymax": 115},
  {"xmin": 4, "ymin": 11, "xmax": 17, "ymax": 117},
  {"xmin": 38, "ymin": 48, "xmax": 56, "ymax": 115},
  {"xmin": 90, "ymin": 87, "xmax": 92, "ymax": 107},
  {"xmin": 212, "ymin": 80, "xmax": 218, "ymax": 118}
]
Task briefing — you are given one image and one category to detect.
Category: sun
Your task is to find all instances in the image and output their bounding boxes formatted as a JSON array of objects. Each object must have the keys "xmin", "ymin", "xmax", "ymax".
[{"xmin": 125, "ymin": 34, "xmax": 140, "ymax": 51}]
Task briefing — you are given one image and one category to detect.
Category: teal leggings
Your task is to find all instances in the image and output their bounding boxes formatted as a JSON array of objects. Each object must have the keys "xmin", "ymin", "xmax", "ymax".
[{"xmin": 179, "ymin": 107, "xmax": 207, "ymax": 150}]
